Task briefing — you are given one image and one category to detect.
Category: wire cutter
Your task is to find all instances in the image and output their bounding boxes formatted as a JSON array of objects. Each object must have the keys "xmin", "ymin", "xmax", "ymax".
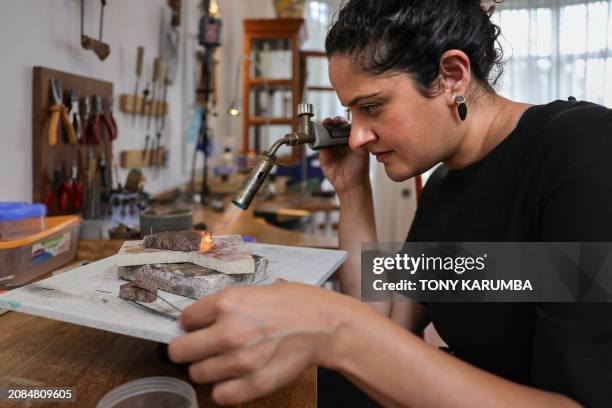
[
  {"xmin": 81, "ymin": 96, "xmax": 100, "ymax": 145},
  {"xmin": 63, "ymin": 161, "xmax": 84, "ymax": 211},
  {"xmin": 44, "ymin": 166, "xmax": 69, "ymax": 212},
  {"xmin": 66, "ymin": 89, "xmax": 82, "ymax": 143},
  {"xmin": 101, "ymin": 96, "xmax": 118, "ymax": 140},
  {"xmin": 48, "ymin": 78, "xmax": 77, "ymax": 146}
]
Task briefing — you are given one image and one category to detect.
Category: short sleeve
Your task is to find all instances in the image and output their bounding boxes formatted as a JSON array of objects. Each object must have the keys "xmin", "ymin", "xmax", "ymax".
[{"xmin": 532, "ymin": 106, "xmax": 612, "ymax": 407}]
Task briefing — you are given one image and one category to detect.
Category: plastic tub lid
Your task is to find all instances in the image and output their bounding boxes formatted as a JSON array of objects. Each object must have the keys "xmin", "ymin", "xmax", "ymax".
[
  {"xmin": 0, "ymin": 215, "xmax": 79, "ymax": 250},
  {"xmin": 96, "ymin": 377, "xmax": 198, "ymax": 408},
  {"xmin": 0, "ymin": 202, "xmax": 27, "ymax": 209},
  {"xmin": 0, "ymin": 203, "xmax": 46, "ymax": 222}
]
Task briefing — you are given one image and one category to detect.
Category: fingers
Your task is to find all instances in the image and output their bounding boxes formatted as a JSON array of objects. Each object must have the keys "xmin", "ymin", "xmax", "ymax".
[
  {"xmin": 321, "ymin": 116, "xmax": 347, "ymax": 126},
  {"xmin": 168, "ymin": 324, "xmax": 230, "ymax": 363},
  {"xmin": 210, "ymin": 336, "xmax": 313, "ymax": 405},
  {"xmin": 180, "ymin": 295, "xmax": 218, "ymax": 331},
  {"xmin": 187, "ymin": 339, "xmax": 279, "ymax": 384}
]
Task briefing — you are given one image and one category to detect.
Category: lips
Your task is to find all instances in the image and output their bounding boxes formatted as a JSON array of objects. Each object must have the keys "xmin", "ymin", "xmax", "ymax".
[{"xmin": 372, "ymin": 151, "xmax": 393, "ymax": 162}]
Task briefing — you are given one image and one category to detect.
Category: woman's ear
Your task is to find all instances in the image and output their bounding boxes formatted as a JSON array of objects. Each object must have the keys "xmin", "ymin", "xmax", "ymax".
[{"xmin": 439, "ymin": 50, "xmax": 472, "ymax": 107}]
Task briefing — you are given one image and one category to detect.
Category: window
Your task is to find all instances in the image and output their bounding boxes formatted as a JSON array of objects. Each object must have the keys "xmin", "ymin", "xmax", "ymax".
[{"xmin": 493, "ymin": 0, "xmax": 612, "ymax": 106}]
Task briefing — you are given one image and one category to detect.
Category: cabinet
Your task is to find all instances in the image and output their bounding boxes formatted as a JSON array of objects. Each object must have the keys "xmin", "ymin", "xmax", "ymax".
[{"xmin": 242, "ymin": 18, "xmax": 306, "ymax": 162}]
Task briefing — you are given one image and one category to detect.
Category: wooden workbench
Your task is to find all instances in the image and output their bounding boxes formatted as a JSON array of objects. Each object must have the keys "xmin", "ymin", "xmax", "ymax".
[
  {"xmin": 0, "ymin": 312, "xmax": 316, "ymax": 407},
  {"xmin": 0, "ymin": 194, "xmax": 338, "ymax": 406}
]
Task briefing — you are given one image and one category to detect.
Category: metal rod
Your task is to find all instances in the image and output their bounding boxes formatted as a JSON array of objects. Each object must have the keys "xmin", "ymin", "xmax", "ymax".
[
  {"xmin": 80, "ymin": 0, "xmax": 85, "ymax": 37},
  {"xmin": 99, "ymin": 0, "xmax": 106, "ymax": 41}
]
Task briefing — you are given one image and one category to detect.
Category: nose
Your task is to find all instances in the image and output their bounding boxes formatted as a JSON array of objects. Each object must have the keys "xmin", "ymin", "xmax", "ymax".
[{"xmin": 349, "ymin": 124, "xmax": 377, "ymax": 150}]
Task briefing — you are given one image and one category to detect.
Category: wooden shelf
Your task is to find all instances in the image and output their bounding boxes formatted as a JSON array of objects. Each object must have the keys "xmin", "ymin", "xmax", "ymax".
[
  {"xmin": 119, "ymin": 94, "xmax": 167, "ymax": 116},
  {"xmin": 248, "ymin": 117, "xmax": 292, "ymax": 125},
  {"xmin": 243, "ymin": 18, "xmax": 305, "ymax": 161},
  {"xmin": 249, "ymin": 78, "xmax": 293, "ymax": 88},
  {"xmin": 120, "ymin": 147, "xmax": 168, "ymax": 169},
  {"xmin": 307, "ymin": 86, "xmax": 334, "ymax": 92}
]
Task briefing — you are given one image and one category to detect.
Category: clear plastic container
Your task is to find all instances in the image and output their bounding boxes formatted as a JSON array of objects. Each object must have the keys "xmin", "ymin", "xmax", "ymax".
[
  {"xmin": 0, "ymin": 202, "xmax": 47, "ymax": 240},
  {"xmin": 0, "ymin": 216, "xmax": 80, "ymax": 288},
  {"xmin": 96, "ymin": 377, "xmax": 198, "ymax": 408}
]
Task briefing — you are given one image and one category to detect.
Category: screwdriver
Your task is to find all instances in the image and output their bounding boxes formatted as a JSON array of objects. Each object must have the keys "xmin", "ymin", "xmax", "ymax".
[
  {"xmin": 146, "ymin": 58, "xmax": 161, "ymax": 130},
  {"xmin": 131, "ymin": 46, "xmax": 144, "ymax": 124}
]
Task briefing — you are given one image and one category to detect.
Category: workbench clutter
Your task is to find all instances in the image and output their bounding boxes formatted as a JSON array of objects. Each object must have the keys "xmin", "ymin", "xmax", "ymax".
[
  {"xmin": 0, "ymin": 229, "xmax": 345, "ymax": 341},
  {"xmin": 0, "ymin": 202, "xmax": 79, "ymax": 289}
]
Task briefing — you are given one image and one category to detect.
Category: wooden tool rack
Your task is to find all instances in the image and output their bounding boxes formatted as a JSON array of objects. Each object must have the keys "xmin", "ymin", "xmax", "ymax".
[{"xmin": 32, "ymin": 67, "xmax": 114, "ymax": 217}]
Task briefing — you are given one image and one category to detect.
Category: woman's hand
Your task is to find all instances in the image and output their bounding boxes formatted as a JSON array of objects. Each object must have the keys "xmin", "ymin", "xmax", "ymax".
[
  {"xmin": 167, "ymin": 281, "xmax": 358, "ymax": 405},
  {"xmin": 319, "ymin": 116, "xmax": 370, "ymax": 196}
]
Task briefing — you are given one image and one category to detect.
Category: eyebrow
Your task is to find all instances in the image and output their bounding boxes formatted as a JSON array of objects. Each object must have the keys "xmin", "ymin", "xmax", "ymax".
[{"xmin": 344, "ymin": 92, "xmax": 381, "ymax": 107}]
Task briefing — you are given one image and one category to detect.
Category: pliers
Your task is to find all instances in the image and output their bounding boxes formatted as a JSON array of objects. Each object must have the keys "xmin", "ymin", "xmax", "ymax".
[
  {"xmin": 49, "ymin": 78, "xmax": 77, "ymax": 146},
  {"xmin": 44, "ymin": 166, "xmax": 69, "ymax": 212},
  {"xmin": 81, "ymin": 96, "xmax": 100, "ymax": 145},
  {"xmin": 63, "ymin": 161, "xmax": 84, "ymax": 211},
  {"xmin": 101, "ymin": 96, "xmax": 118, "ymax": 140},
  {"xmin": 66, "ymin": 89, "xmax": 82, "ymax": 143}
]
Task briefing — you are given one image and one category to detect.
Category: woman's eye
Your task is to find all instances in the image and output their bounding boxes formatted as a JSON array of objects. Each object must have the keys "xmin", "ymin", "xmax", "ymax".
[{"xmin": 361, "ymin": 103, "xmax": 380, "ymax": 114}]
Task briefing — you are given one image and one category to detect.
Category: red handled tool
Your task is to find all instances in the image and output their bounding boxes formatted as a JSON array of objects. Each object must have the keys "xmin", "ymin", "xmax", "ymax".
[
  {"xmin": 83, "ymin": 96, "xmax": 101, "ymax": 145},
  {"xmin": 65, "ymin": 161, "xmax": 84, "ymax": 211},
  {"xmin": 80, "ymin": 96, "xmax": 100, "ymax": 145},
  {"xmin": 44, "ymin": 167, "xmax": 69, "ymax": 212}
]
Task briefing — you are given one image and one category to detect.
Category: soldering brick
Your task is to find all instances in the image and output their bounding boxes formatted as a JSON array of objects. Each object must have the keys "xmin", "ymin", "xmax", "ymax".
[
  {"xmin": 143, "ymin": 230, "xmax": 206, "ymax": 252},
  {"xmin": 117, "ymin": 256, "xmax": 268, "ymax": 300},
  {"xmin": 116, "ymin": 235, "xmax": 256, "ymax": 275}
]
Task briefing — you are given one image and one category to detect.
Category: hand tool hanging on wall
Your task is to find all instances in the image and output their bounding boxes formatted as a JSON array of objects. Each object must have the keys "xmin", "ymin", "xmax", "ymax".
[
  {"xmin": 154, "ymin": 59, "xmax": 166, "ymax": 129},
  {"xmin": 131, "ymin": 46, "xmax": 144, "ymax": 123},
  {"xmin": 67, "ymin": 161, "xmax": 84, "ymax": 211},
  {"xmin": 102, "ymin": 96, "xmax": 118, "ymax": 140},
  {"xmin": 84, "ymin": 147, "xmax": 100, "ymax": 219},
  {"xmin": 147, "ymin": 58, "xmax": 161, "ymax": 130},
  {"xmin": 142, "ymin": 134, "xmax": 150, "ymax": 162},
  {"xmin": 85, "ymin": 96, "xmax": 102, "ymax": 145},
  {"xmin": 48, "ymin": 79, "xmax": 77, "ymax": 146},
  {"xmin": 80, "ymin": 0, "xmax": 111, "ymax": 61},
  {"xmin": 154, "ymin": 132, "xmax": 162, "ymax": 174},
  {"xmin": 141, "ymin": 82, "xmax": 150, "ymax": 116},
  {"xmin": 80, "ymin": 96, "xmax": 100, "ymax": 145},
  {"xmin": 99, "ymin": 152, "xmax": 110, "ymax": 192},
  {"xmin": 161, "ymin": 76, "xmax": 169, "ymax": 130},
  {"xmin": 44, "ymin": 166, "xmax": 69, "ymax": 212},
  {"xmin": 66, "ymin": 89, "xmax": 82, "ymax": 143}
]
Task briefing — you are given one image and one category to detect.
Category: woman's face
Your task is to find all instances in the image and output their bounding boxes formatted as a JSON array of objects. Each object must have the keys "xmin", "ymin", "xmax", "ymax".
[{"xmin": 329, "ymin": 54, "xmax": 462, "ymax": 181}]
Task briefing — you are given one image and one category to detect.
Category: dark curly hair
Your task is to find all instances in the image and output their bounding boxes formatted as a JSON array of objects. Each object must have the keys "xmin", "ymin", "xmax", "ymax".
[{"xmin": 325, "ymin": 0, "xmax": 504, "ymax": 96}]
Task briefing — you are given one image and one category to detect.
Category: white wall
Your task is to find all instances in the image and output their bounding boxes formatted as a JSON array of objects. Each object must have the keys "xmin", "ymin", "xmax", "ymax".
[{"xmin": 0, "ymin": 0, "xmax": 274, "ymax": 202}]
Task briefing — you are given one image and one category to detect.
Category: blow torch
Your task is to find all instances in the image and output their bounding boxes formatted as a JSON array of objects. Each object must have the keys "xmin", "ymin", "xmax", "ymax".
[{"xmin": 232, "ymin": 103, "xmax": 350, "ymax": 210}]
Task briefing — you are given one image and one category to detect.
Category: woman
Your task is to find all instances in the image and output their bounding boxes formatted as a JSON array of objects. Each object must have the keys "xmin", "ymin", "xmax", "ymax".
[{"xmin": 168, "ymin": 0, "xmax": 612, "ymax": 406}]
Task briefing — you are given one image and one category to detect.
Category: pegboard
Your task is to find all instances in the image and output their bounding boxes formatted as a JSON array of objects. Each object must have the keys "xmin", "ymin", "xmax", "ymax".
[{"xmin": 32, "ymin": 66, "xmax": 114, "ymax": 217}]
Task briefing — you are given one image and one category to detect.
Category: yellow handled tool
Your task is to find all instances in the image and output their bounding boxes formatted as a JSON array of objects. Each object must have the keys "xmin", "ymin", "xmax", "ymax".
[{"xmin": 49, "ymin": 78, "xmax": 77, "ymax": 146}]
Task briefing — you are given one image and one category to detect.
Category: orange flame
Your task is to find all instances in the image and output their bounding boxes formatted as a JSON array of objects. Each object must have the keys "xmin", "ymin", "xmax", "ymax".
[{"xmin": 199, "ymin": 231, "xmax": 214, "ymax": 253}]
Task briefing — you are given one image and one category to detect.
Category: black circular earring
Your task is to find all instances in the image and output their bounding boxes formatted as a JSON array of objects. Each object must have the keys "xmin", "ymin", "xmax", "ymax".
[{"xmin": 455, "ymin": 95, "xmax": 467, "ymax": 121}]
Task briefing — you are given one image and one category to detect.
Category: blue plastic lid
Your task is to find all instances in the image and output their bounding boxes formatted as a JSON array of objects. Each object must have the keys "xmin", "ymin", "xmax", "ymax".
[
  {"xmin": 0, "ymin": 202, "xmax": 27, "ymax": 209},
  {"xmin": 0, "ymin": 203, "xmax": 47, "ymax": 222}
]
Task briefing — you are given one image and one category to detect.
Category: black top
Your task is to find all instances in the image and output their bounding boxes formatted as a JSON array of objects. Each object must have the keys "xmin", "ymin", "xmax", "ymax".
[{"xmin": 407, "ymin": 100, "xmax": 612, "ymax": 407}]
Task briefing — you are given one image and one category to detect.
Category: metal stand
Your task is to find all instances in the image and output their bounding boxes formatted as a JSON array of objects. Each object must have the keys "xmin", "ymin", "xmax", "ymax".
[
  {"xmin": 198, "ymin": 51, "xmax": 213, "ymax": 203},
  {"xmin": 193, "ymin": 0, "xmax": 221, "ymax": 204}
]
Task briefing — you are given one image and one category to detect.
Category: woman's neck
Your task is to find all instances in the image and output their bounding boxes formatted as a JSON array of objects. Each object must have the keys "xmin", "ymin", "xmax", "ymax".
[{"xmin": 445, "ymin": 93, "xmax": 532, "ymax": 170}]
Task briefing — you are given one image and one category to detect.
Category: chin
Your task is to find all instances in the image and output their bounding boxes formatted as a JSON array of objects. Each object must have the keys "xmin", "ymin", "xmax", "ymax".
[{"xmin": 384, "ymin": 164, "xmax": 414, "ymax": 182}]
